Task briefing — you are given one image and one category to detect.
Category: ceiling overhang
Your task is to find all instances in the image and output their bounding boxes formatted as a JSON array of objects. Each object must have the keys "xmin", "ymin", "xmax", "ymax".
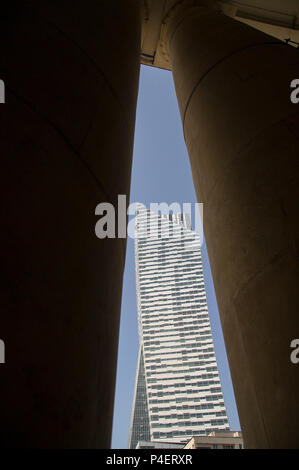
[{"xmin": 141, "ymin": 0, "xmax": 299, "ymax": 70}]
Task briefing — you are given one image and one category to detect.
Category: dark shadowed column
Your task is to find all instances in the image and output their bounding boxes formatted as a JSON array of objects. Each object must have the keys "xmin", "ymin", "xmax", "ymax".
[
  {"xmin": 165, "ymin": 0, "xmax": 299, "ymax": 448},
  {"xmin": 0, "ymin": 1, "xmax": 140, "ymax": 448}
]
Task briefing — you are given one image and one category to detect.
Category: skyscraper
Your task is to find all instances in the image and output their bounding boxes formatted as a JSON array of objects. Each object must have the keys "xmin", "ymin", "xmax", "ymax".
[{"xmin": 128, "ymin": 206, "xmax": 229, "ymax": 448}]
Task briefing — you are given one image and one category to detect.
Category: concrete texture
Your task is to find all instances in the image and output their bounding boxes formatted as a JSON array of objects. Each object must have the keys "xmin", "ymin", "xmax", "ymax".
[
  {"xmin": 166, "ymin": 3, "xmax": 299, "ymax": 448},
  {"xmin": 0, "ymin": 1, "xmax": 140, "ymax": 448}
]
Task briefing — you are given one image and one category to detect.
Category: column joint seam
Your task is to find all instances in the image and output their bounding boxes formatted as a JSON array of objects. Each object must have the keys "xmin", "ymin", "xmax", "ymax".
[
  {"xmin": 7, "ymin": 86, "xmax": 129, "ymax": 262},
  {"xmin": 6, "ymin": 85, "xmax": 114, "ymax": 205},
  {"xmin": 203, "ymin": 107, "xmax": 299, "ymax": 206},
  {"xmin": 182, "ymin": 41, "xmax": 289, "ymax": 141},
  {"xmin": 43, "ymin": 17, "xmax": 137, "ymax": 134}
]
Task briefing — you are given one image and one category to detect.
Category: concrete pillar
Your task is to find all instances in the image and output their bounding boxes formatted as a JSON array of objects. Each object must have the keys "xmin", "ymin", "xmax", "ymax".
[
  {"xmin": 0, "ymin": 1, "xmax": 140, "ymax": 448},
  {"xmin": 165, "ymin": 1, "xmax": 299, "ymax": 448}
]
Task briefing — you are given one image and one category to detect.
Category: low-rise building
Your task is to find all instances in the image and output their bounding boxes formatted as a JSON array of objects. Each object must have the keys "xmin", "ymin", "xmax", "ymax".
[
  {"xmin": 184, "ymin": 431, "xmax": 243, "ymax": 449},
  {"xmin": 136, "ymin": 441, "xmax": 185, "ymax": 449}
]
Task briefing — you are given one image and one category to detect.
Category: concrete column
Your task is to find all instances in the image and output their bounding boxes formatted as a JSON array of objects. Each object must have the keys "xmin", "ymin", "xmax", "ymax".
[
  {"xmin": 165, "ymin": 1, "xmax": 299, "ymax": 448},
  {"xmin": 0, "ymin": 1, "xmax": 140, "ymax": 448}
]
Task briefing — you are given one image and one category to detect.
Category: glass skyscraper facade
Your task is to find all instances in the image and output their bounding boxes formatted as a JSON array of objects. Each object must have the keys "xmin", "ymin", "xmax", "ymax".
[
  {"xmin": 128, "ymin": 346, "xmax": 151, "ymax": 450},
  {"xmin": 128, "ymin": 206, "xmax": 229, "ymax": 448}
]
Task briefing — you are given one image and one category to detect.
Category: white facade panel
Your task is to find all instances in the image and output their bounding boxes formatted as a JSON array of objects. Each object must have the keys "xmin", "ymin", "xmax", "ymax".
[{"xmin": 130, "ymin": 206, "xmax": 229, "ymax": 445}]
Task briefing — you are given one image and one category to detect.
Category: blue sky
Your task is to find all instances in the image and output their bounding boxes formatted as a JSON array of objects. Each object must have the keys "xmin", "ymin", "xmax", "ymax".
[{"xmin": 111, "ymin": 65, "xmax": 240, "ymax": 449}]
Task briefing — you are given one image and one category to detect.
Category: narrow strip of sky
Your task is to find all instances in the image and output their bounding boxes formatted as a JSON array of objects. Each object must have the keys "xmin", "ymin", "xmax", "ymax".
[{"xmin": 111, "ymin": 65, "xmax": 240, "ymax": 449}]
